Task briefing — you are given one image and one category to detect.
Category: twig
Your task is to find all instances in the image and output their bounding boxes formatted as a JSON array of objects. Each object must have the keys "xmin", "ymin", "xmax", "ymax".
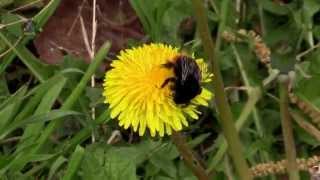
[
  {"xmin": 67, "ymin": 0, "xmax": 87, "ymax": 36},
  {"xmin": 90, "ymin": 0, "xmax": 97, "ymax": 59},
  {"xmin": 79, "ymin": 16, "xmax": 92, "ymax": 55},
  {"xmin": 296, "ymin": 43, "xmax": 320, "ymax": 61},
  {"xmin": 9, "ymin": 0, "xmax": 44, "ymax": 13},
  {"xmin": 107, "ymin": 130, "xmax": 122, "ymax": 144},
  {"xmin": 0, "ymin": 19, "xmax": 28, "ymax": 30},
  {"xmin": 90, "ymin": 0, "xmax": 97, "ymax": 143},
  {"xmin": 291, "ymin": 110, "xmax": 320, "ymax": 142}
]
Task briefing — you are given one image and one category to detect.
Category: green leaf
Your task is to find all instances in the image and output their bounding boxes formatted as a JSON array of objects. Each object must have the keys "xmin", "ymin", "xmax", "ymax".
[
  {"xmin": 177, "ymin": 161, "xmax": 197, "ymax": 180},
  {"xmin": 80, "ymin": 144, "xmax": 138, "ymax": 180},
  {"xmin": 150, "ymin": 153, "xmax": 177, "ymax": 178},
  {"xmin": 145, "ymin": 162, "xmax": 161, "ymax": 178},
  {"xmin": 294, "ymin": 50, "xmax": 320, "ymax": 109}
]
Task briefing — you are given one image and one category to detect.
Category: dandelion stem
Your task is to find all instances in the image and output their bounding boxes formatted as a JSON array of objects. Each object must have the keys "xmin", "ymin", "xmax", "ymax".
[
  {"xmin": 191, "ymin": 0, "xmax": 252, "ymax": 179},
  {"xmin": 171, "ymin": 132, "xmax": 209, "ymax": 180},
  {"xmin": 278, "ymin": 75, "xmax": 299, "ymax": 180}
]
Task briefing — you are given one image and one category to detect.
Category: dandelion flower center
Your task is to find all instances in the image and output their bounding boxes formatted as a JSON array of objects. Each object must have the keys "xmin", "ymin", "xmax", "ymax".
[{"xmin": 103, "ymin": 43, "xmax": 213, "ymax": 137}]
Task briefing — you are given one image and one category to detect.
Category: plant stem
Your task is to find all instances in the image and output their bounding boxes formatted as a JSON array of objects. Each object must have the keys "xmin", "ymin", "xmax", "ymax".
[
  {"xmin": 191, "ymin": 0, "xmax": 252, "ymax": 179},
  {"xmin": 291, "ymin": 110, "xmax": 320, "ymax": 142},
  {"xmin": 171, "ymin": 132, "xmax": 209, "ymax": 180},
  {"xmin": 207, "ymin": 87, "xmax": 261, "ymax": 172},
  {"xmin": 278, "ymin": 75, "xmax": 299, "ymax": 180},
  {"xmin": 231, "ymin": 44, "xmax": 263, "ymax": 134}
]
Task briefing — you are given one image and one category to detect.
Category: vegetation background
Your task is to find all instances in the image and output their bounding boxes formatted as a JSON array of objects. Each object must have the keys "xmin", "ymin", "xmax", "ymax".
[{"xmin": 1, "ymin": 0, "xmax": 320, "ymax": 179}]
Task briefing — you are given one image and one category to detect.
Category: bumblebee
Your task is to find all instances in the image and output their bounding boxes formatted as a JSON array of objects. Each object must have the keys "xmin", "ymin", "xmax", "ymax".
[{"xmin": 161, "ymin": 55, "xmax": 202, "ymax": 104}]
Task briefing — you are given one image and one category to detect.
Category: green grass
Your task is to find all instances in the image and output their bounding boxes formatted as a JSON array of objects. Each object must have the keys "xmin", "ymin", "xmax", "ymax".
[{"xmin": 1, "ymin": 0, "xmax": 320, "ymax": 179}]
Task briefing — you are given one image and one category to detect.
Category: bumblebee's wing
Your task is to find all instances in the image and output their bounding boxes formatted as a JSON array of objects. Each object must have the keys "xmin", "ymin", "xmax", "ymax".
[
  {"xmin": 180, "ymin": 57, "xmax": 201, "ymax": 82},
  {"xmin": 181, "ymin": 57, "xmax": 190, "ymax": 81}
]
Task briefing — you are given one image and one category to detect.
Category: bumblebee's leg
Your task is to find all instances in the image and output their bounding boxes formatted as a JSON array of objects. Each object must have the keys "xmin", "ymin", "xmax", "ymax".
[{"xmin": 161, "ymin": 77, "xmax": 176, "ymax": 88}]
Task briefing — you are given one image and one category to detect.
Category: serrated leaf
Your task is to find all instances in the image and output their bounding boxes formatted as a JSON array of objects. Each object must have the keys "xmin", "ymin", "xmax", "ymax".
[
  {"xmin": 80, "ymin": 144, "xmax": 139, "ymax": 180},
  {"xmin": 150, "ymin": 153, "xmax": 177, "ymax": 178}
]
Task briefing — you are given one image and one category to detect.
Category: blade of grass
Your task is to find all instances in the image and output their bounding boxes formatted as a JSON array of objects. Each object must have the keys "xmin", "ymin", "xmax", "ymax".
[
  {"xmin": 62, "ymin": 145, "xmax": 85, "ymax": 180},
  {"xmin": 129, "ymin": 0, "xmax": 151, "ymax": 36},
  {"xmin": 0, "ymin": 86, "xmax": 26, "ymax": 131},
  {"xmin": 11, "ymin": 74, "xmax": 66, "ymax": 125},
  {"xmin": 0, "ymin": 103, "xmax": 17, "ymax": 132},
  {"xmin": 48, "ymin": 156, "xmax": 67, "ymax": 180},
  {"xmin": 0, "ymin": 110, "xmax": 81, "ymax": 140},
  {"xmin": 0, "ymin": 52, "xmax": 15, "ymax": 75},
  {"xmin": 191, "ymin": 0, "xmax": 252, "ymax": 179},
  {"xmin": 16, "ymin": 76, "xmax": 66, "ymax": 152},
  {"xmin": 0, "ymin": 110, "xmax": 82, "ymax": 175},
  {"xmin": 0, "ymin": 32, "xmax": 52, "ymax": 82},
  {"xmin": 0, "ymin": 85, "xmax": 27, "ymax": 109},
  {"xmin": 33, "ymin": 41, "xmax": 111, "ymax": 153},
  {"xmin": 0, "ymin": 153, "xmax": 57, "ymax": 176}
]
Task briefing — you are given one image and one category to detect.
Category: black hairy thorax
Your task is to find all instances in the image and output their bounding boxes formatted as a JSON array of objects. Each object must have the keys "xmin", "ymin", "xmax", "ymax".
[{"xmin": 161, "ymin": 55, "xmax": 202, "ymax": 105}]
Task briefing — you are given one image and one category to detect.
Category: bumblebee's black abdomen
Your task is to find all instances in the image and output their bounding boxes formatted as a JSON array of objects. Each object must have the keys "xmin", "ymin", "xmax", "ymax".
[
  {"xmin": 173, "ymin": 76, "xmax": 202, "ymax": 104},
  {"xmin": 172, "ymin": 56, "xmax": 202, "ymax": 104}
]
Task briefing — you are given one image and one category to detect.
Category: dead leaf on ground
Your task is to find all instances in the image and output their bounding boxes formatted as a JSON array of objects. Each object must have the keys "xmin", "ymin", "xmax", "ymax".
[{"xmin": 34, "ymin": 0, "xmax": 144, "ymax": 64}]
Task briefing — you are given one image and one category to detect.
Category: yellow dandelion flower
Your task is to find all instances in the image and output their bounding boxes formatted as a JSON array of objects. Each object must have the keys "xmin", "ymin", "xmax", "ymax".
[{"xmin": 103, "ymin": 43, "xmax": 213, "ymax": 137}]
